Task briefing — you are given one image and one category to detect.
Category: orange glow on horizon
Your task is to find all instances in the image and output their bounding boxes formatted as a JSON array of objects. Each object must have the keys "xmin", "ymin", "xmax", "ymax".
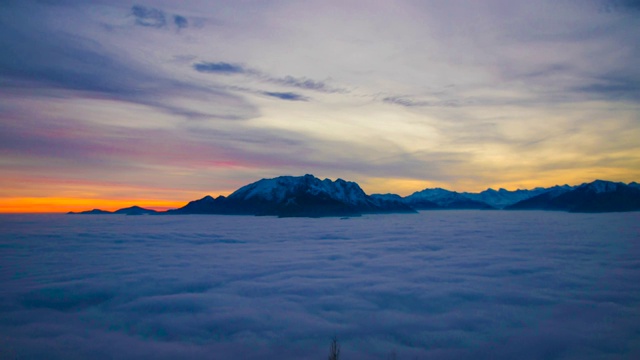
[
  {"xmin": 2, "ymin": 167, "xmax": 638, "ymax": 214},
  {"xmin": 0, "ymin": 197, "xmax": 188, "ymax": 214}
]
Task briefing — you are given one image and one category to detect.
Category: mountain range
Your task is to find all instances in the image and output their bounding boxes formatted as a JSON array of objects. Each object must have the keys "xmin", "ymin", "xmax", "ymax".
[
  {"xmin": 505, "ymin": 180, "xmax": 640, "ymax": 212},
  {"xmin": 69, "ymin": 175, "xmax": 640, "ymax": 217}
]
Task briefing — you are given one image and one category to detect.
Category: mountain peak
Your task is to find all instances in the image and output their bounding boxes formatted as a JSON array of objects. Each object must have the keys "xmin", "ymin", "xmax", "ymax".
[
  {"xmin": 228, "ymin": 174, "xmax": 369, "ymax": 205},
  {"xmin": 113, "ymin": 206, "xmax": 157, "ymax": 215},
  {"xmin": 579, "ymin": 180, "xmax": 622, "ymax": 194},
  {"xmin": 406, "ymin": 187, "xmax": 494, "ymax": 209},
  {"xmin": 507, "ymin": 180, "xmax": 640, "ymax": 212},
  {"xmin": 168, "ymin": 174, "xmax": 415, "ymax": 217}
]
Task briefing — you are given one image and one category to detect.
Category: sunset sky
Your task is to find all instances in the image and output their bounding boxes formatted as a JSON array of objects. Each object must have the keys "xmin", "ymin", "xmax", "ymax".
[{"xmin": 1, "ymin": 0, "xmax": 639, "ymax": 212}]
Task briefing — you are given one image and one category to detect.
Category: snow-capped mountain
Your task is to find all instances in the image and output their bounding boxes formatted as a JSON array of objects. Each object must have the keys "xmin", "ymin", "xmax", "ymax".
[
  {"xmin": 369, "ymin": 193, "xmax": 404, "ymax": 202},
  {"xmin": 404, "ymin": 188, "xmax": 494, "ymax": 209},
  {"xmin": 401, "ymin": 186, "xmax": 579, "ymax": 210},
  {"xmin": 580, "ymin": 179, "xmax": 624, "ymax": 194},
  {"xmin": 69, "ymin": 177, "xmax": 640, "ymax": 216},
  {"xmin": 171, "ymin": 177, "xmax": 640, "ymax": 215},
  {"xmin": 171, "ymin": 174, "xmax": 415, "ymax": 217},
  {"xmin": 461, "ymin": 187, "xmax": 564, "ymax": 209},
  {"xmin": 369, "ymin": 193, "xmax": 413, "ymax": 210},
  {"xmin": 506, "ymin": 180, "xmax": 640, "ymax": 212},
  {"xmin": 229, "ymin": 174, "xmax": 371, "ymax": 207}
]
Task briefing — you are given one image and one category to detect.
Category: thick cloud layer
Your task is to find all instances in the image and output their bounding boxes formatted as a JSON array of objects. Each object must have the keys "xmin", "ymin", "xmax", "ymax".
[{"xmin": 1, "ymin": 212, "xmax": 639, "ymax": 359}]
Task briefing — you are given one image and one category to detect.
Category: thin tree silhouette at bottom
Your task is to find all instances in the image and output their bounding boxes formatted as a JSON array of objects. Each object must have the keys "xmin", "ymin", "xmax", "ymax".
[{"xmin": 328, "ymin": 335, "xmax": 340, "ymax": 360}]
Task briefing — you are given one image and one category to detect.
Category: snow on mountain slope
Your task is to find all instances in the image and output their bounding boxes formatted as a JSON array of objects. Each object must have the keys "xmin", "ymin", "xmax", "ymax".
[
  {"xmin": 369, "ymin": 193, "xmax": 404, "ymax": 202},
  {"xmin": 71, "ymin": 176, "xmax": 640, "ymax": 216},
  {"xmin": 507, "ymin": 180, "xmax": 640, "ymax": 212},
  {"xmin": 404, "ymin": 188, "xmax": 493, "ymax": 209},
  {"xmin": 577, "ymin": 179, "xmax": 624, "ymax": 193},
  {"xmin": 406, "ymin": 188, "xmax": 457, "ymax": 203},
  {"xmin": 462, "ymin": 187, "xmax": 554, "ymax": 209},
  {"xmin": 404, "ymin": 184, "xmax": 582, "ymax": 209},
  {"xmin": 228, "ymin": 174, "xmax": 371, "ymax": 206},
  {"xmin": 163, "ymin": 174, "xmax": 416, "ymax": 217}
]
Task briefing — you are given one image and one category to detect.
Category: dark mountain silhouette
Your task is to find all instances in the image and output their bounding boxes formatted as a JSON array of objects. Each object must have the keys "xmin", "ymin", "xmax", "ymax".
[
  {"xmin": 69, "ymin": 206, "xmax": 157, "ymax": 215},
  {"xmin": 461, "ymin": 186, "xmax": 574, "ymax": 209},
  {"xmin": 113, "ymin": 206, "xmax": 158, "ymax": 215},
  {"xmin": 68, "ymin": 209, "xmax": 112, "ymax": 215},
  {"xmin": 403, "ymin": 188, "xmax": 495, "ymax": 210},
  {"xmin": 69, "ymin": 176, "xmax": 640, "ymax": 216},
  {"xmin": 506, "ymin": 180, "xmax": 640, "ymax": 212},
  {"xmin": 400, "ymin": 185, "xmax": 577, "ymax": 210},
  {"xmin": 504, "ymin": 186, "xmax": 574, "ymax": 210}
]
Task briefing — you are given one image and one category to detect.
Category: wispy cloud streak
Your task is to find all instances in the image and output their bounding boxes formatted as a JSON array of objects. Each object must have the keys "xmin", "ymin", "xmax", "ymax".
[
  {"xmin": 193, "ymin": 61, "xmax": 348, "ymax": 93},
  {"xmin": 132, "ymin": 5, "xmax": 166, "ymax": 28},
  {"xmin": 193, "ymin": 62, "xmax": 247, "ymax": 74},
  {"xmin": 262, "ymin": 91, "xmax": 309, "ymax": 101},
  {"xmin": 266, "ymin": 75, "xmax": 347, "ymax": 93},
  {"xmin": 382, "ymin": 96, "xmax": 460, "ymax": 108}
]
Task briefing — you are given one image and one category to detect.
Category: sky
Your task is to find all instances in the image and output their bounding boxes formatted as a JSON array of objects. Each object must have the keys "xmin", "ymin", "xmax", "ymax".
[{"xmin": 1, "ymin": 0, "xmax": 640, "ymax": 212}]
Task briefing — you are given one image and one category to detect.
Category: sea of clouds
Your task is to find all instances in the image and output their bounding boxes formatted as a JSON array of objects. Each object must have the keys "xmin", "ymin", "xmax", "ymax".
[{"xmin": 1, "ymin": 211, "xmax": 639, "ymax": 359}]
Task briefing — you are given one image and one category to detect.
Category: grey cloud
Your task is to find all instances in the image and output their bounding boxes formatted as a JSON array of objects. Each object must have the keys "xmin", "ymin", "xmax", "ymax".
[
  {"xmin": 267, "ymin": 75, "xmax": 347, "ymax": 94},
  {"xmin": 600, "ymin": 0, "xmax": 640, "ymax": 13},
  {"xmin": 193, "ymin": 60, "xmax": 348, "ymax": 93},
  {"xmin": 184, "ymin": 126, "xmax": 459, "ymax": 182},
  {"xmin": 490, "ymin": 57, "xmax": 640, "ymax": 104},
  {"xmin": 0, "ymin": 107, "xmax": 294, "ymax": 176},
  {"xmin": 131, "ymin": 5, "xmax": 190, "ymax": 30},
  {"xmin": 520, "ymin": 63, "xmax": 573, "ymax": 80},
  {"xmin": 262, "ymin": 91, "xmax": 309, "ymax": 101},
  {"xmin": 0, "ymin": 22, "xmax": 129, "ymax": 95},
  {"xmin": 574, "ymin": 76, "xmax": 640, "ymax": 101},
  {"xmin": 1, "ymin": 107, "xmax": 369, "ymax": 184},
  {"xmin": 0, "ymin": 4, "xmax": 257, "ymax": 121},
  {"xmin": 132, "ymin": 5, "xmax": 166, "ymax": 28},
  {"xmin": 382, "ymin": 96, "xmax": 461, "ymax": 108},
  {"xmin": 383, "ymin": 96, "xmax": 431, "ymax": 107},
  {"xmin": 193, "ymin": 62, "xmax": 247, "ymax": 74},
  {"xmin": 174, "ymin": 15, "xmax": 188, "ymax": 29}
]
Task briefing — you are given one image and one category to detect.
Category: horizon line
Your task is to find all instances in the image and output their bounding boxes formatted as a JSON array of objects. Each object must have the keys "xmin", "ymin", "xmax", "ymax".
[{"xmin": 1, "ymin": 177, "xmax": 636, "ymax": 214}]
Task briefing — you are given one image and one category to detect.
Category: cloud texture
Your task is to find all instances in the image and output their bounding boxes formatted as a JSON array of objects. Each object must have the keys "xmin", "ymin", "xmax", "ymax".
[
  {"xmin": 1, "ymin": 212, "xmax": 639, "ymax": 359},
  {"xmin": 0, "ymin": 211, "xmax": 640, "ymax": 359}
]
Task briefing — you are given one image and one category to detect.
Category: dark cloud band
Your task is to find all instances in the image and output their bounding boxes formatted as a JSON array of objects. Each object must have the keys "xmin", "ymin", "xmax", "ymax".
[
  {"xmin": 193, "ymin": 61, "xmax": 348, "ymax": 94},
  {"xmin": 193, "ymin": 62, "xmax": 247, "ymax": 74},
  {"xmin": 262, "ymin": 91, "xmax": 309, "ymax": 101}
]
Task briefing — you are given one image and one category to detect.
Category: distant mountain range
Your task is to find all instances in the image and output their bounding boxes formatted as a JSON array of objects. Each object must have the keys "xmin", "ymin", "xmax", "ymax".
[
  {"xmin": 69, "ymin": 175, "xmax": 640, "ymax": 217},
  {"xmin": 505, "ymin": 180, "xmax": 640, "ymax": 212}
]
